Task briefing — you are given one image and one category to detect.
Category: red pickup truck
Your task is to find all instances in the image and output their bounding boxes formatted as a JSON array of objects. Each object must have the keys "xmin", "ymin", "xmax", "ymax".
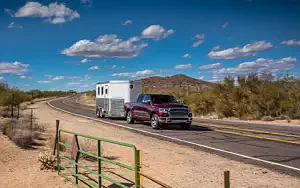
[{"xmin": 124, "ymin": 94, "xmax": 193, "ymax": 129}]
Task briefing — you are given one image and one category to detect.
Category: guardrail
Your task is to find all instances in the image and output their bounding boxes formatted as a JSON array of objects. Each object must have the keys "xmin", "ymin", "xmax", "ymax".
[{"xmin": 57, "ymin": 129, "xmax": 141, "ymax": 188}]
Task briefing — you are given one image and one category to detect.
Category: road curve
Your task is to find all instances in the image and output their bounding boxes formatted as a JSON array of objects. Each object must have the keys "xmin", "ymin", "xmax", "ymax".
[{"xmin": 48, "ymin": 95, "xmax": 300, "ymax": 176}]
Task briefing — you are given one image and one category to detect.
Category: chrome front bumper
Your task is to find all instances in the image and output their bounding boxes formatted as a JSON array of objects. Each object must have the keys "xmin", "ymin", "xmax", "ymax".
[{"xmin": 158, "ymin": 117, "xmax": 193, "ymax": 124}]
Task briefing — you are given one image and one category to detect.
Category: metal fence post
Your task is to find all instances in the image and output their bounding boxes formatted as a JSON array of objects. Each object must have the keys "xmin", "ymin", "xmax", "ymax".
[
  {"xmin": 136, "ymin": 150, "xmax": 142, "ymax": 188},
  {"xmin": 98, "ymin": 140, "xmax": 102, "ymax": 187},
  {"xmin": 57, "ymin": 129, "xmax": 61, "ymax": 174},
  {"xmin": 224, "ymin": 171, "xmax": 230, "ymax": 188},
  {"xmin": 53, "ymin": 120, "xmax": 60, "ymax": 155},
  {"xmin": 75, "ymin": 157, "xmax": 78, "ymax": 184}
]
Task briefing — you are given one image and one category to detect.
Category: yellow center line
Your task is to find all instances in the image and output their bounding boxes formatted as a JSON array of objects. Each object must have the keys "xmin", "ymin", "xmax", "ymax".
[
  {"xmin": 215, "ymin": 129, "xmax": 300, "ymax": 145},
  {"xmin": 195, "ymin": 122, "xmax": 300, "ymax": 139}
]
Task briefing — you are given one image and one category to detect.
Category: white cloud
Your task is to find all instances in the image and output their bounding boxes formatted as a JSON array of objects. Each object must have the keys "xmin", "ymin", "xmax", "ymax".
[
  {"xmin": 121, "ymin": 20, "xmax": 132, "ymax": 26},
  {"xmin": 212, "ymin": 46, "xmax": 221, "ymax": 51},
  {"xmin": 192, "ymin": 34, "xmax": 204, "ymax": 47},
  {"xmin": 20, "ymin": 75, "xmax": 32, "ymax": 79},
  {"xmin": 0, "ymin": 61, "xmax": 29, "ymax": 75},
  {"xmin": 67, "ymin": 82, "xmax": 80, "ymax": 86},
  {"xmin": 88, "ymin": 66, "xmax": 99, "ymax": 71},
  {"xmin": 142, "ymin": 25, "xmax": 174, "ymax": 40},
  {"xmin": 83, "ymin": 74, "xmax": 91, "ymax": 80},
  {"xmin": 13, "ymin": 2, "xmax": 80, "ymax": 24},
  {"xmin": 213, "ymin": 57, "xmax": 297, "ymax": 78},
  {"xmin": 80, "ymin": 84, "xmax": 90, "ymax": 88},
  {"xmin": 8, "ymin": 22, "xmax": 23, "ymax": 29},
  {"xmin": 51, "ymin": 76, "xmax": 81, "ymax": 80},
  {"xmin": 194, "ymin": 34, "xmax": 204, "ymax": 40},
  {"xmin": 37, "ymin": 80, "xmax": 52, "ymax": 84},
  {"xmin": 62, "ymin": 34, "xmax": 147, "ymax": 58},
  {"xmin": 281, "ymin": 40, "xmax": 300, "ymax": 47},
  {"xmin": 45, "ymin": 74, "xmax": 53, "ymax": 78},
  {"xmin": 23, "ymin": 84, "xmax": 31, "ymax": 87},
  {"xmin": 0, "ymin": 77, "xmax": 3, "ymax": 81},
  {"xmin": 193, "ymin": 40, "xmax": 204, "ymax": 47},
  {"xmin": 208, "ymin": 41, "xmax": 272, "ymax": 60},
  {"xmin": 199, "ymin": 76, "xmax": 204, "ymax": 80},
  {"xmin": 175, "ymin": 64, "xmax": 192, "ymax": 70},
  {"xmin": 182, "ymin": 54, "xmax": 192, "ymax": 58},
  {"xmin": 112, "ymin": 69, "xmax": 154, "ymax": 78},
  {"xmin": 199, "ymin": 63, "xmax": 222, "ymax": 70},
  {"xmin": 222, "ymin": 22, "xmax": 228, "ymax": 28},
  {"xmin": 81, "ymin": 58, "xmax": 90, "ymax": 63},
  {"xmin": 52, "ymin": 76, "xmax": 65, "ymax": 81},
  {"xmin": 81, "ymin": 0, "xmax": 93, "ymax": 7}
]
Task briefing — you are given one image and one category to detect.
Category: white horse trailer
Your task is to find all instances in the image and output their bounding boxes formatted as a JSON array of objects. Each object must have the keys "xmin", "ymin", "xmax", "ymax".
[{"xmin": 95, "ymin": 80, "xmax": 142, "ymax": 118}]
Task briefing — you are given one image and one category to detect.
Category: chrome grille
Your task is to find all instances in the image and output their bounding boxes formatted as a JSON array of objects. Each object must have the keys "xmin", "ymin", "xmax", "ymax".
[{"xmin": 169, "ymin": 108, "xmax": 189, "ymax": 116}]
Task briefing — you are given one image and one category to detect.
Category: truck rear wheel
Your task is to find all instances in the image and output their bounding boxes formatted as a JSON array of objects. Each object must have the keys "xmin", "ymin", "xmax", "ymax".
[
  {"xmin": 151, "ymin": 114, "xmax": 161, "ymax": 129},
  {"xmin": 126, "ymin": 111, "xmax": 135, "ymax": 124},
  {"xmin": 180, "ymin": 123, "xmax": 191, "ymax": 130}
]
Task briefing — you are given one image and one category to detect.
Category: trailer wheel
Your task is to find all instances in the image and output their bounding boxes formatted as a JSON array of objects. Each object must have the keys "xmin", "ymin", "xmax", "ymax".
[
  {"xmin": 151, "ymin": 114, "xmax": 161, "ymax": 129},
  {"xmin": 96, "ymin": 108, "xmax": 100, "ymax": 118},
  {"xmin": 97, "ymin": 108, "xmax": 104, "ymax": 118},
  {"xmin": 126, "ymin": 111, "xmax": 134, "ymax": 124}
]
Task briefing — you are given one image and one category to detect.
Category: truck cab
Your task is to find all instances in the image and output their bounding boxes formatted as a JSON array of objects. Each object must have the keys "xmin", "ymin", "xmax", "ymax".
[{"xmin": 124, "ymin": 94, "xmax": 193, "ymax": 129}]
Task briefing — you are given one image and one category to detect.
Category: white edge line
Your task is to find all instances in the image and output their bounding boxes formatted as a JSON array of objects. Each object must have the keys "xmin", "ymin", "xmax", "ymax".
[{"xmin": 47, "ymin": 98, "xmax": 300, "ymax": 173}]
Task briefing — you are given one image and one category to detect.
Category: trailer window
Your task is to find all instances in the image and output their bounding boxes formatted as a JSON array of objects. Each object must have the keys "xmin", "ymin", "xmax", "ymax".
[
  {"xmin": 97, "ymin": 87, "xmax": 100, "ymax": 95},
  {"xmin": 105, "ymin": 88, "xmax": 108, "ymax": 94},
  {"xmin": 101, "ymin": 87, "xmax": 104, "ymax": 95}
]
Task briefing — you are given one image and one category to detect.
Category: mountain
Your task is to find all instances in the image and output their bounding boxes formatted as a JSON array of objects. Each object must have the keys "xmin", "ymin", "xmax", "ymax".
[{"xmin": 140, "ymin": 74, "xmax": 215, "ymax": 92}]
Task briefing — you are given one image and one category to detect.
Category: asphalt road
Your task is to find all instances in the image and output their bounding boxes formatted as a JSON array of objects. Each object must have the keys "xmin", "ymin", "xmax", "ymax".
[{"xmin": 49, "ymin": 95, "xmax": 300, "ymax": 176}]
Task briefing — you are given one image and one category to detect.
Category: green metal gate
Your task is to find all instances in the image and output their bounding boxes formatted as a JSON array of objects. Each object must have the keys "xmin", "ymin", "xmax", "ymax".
[{"xmin": 57, "ymin": 129, "xmax": 141, "ymax": 188}]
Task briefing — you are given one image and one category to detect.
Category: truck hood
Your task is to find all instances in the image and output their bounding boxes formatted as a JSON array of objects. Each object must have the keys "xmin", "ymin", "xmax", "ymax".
[{"xmin": 153, "ymin": 103, "xmax": 188, "ymax": 108}]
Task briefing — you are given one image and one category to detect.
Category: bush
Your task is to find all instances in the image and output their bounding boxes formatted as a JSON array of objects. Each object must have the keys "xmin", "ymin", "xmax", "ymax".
[
  {"xmin": 38, "ymin": 150, "xmax": 57, "ymax": 170},
  {"xmin": 0, "ymin": 115, "xmax": 46, "ymax": 148},
  {"xmin": 261, "ymin": 116, "xmax": 275, "ymax": 121}
]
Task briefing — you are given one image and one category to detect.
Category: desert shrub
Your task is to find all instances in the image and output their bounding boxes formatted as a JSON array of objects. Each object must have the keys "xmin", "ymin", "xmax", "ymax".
[
  {"xmin": 38, "ymin": 150, "xmax": 57, "ymax": 170},
  {"xmin": 12, "ymin": 129, "xmax": 34, "ymax": 147},
  {"xmin": 261, "ymin": 116, "xmax": 275, "ymax": 121},
  {"xmin": 0, "ymin": 116, "xmax": 46, "ymax": 148}
]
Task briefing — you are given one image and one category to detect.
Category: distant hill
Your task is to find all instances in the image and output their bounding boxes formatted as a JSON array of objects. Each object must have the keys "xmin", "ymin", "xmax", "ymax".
[{"xmin": 140, "ymin": 74, "xmax": 215, "ymax": 92}]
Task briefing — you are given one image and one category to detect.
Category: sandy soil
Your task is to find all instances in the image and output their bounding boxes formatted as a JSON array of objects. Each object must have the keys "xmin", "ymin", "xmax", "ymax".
[
  {"xmin": 10, "ymin": 101, "xmax": 298, "ymax": 188},
  {"xmin": 78, "ymin": 94, "xmax": 96, "ymax": 107}
]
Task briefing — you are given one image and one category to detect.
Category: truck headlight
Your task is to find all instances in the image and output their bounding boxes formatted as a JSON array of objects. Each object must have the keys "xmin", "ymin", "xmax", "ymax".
[{"xmin": 159, "ymin": 108, "xmax": 169, "ymax": 113}]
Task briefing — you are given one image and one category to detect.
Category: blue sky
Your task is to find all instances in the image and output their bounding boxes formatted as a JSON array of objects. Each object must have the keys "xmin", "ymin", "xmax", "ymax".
[{"xmin": 0, "ymin": 0, "xmax": 300, "ymax": 91}]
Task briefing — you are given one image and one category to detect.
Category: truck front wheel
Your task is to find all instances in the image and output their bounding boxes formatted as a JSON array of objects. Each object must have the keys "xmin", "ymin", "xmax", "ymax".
[
  {"xmin": 151, "ymin": 114, "xmax": 161, "ymax": 129},
  {"xmin": 126, "ymin": 111, "xmax": 135, "ymax": 124}
]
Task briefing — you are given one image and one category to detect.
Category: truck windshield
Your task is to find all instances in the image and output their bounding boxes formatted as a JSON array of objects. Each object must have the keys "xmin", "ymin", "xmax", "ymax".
[{"xmin": 152, "ymin": 95, "xmax": 177, "ymax": 104}]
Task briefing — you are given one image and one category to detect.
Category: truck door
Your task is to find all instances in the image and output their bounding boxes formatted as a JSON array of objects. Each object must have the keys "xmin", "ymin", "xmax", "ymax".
[
  {"xmin": 141, "ymin": 95, "xmax": 152, "ymax": 120},
  {"xmin": 132, "ymin": 94, "xmax": 144, "ymax": 118}
]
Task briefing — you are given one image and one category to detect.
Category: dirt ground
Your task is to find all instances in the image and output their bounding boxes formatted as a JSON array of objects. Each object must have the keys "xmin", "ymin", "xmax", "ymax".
[
  {"xmin": 78, "ymin": 93, "xmax": 96, "ymax": 107},
  {"xmin": 2, "ymin": 101, "xmax": 299, "ymax": 187},
  {"xmin": 0, "ymin": 119, "xmax": 70, "ymax": 188}
]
